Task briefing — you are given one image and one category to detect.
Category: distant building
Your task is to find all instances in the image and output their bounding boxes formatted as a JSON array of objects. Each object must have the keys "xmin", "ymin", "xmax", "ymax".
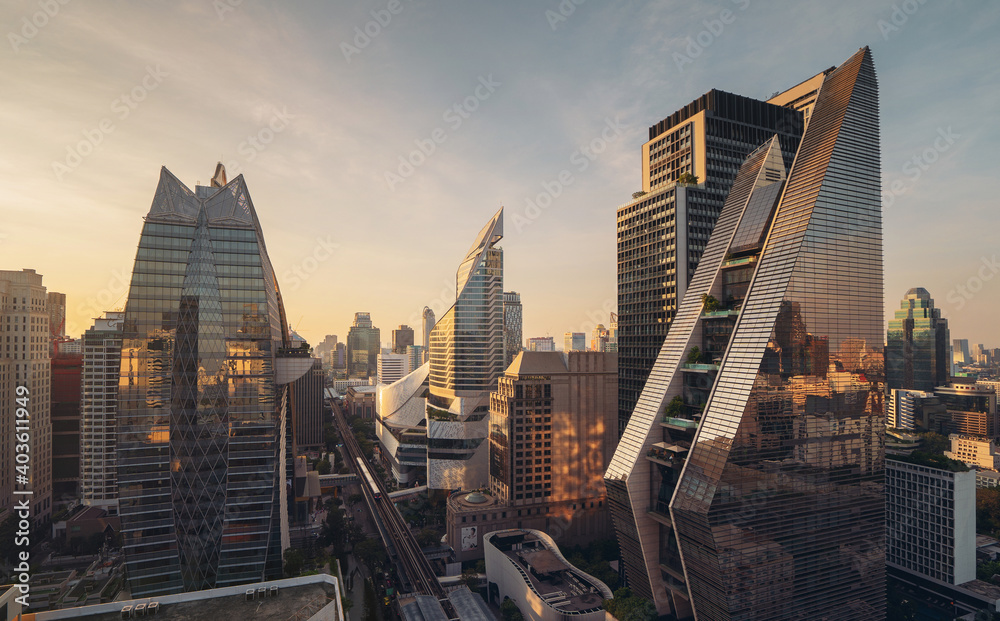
[
  {"xmin": 345, "ymin": 385, "xmax": 377, "ymax": 420},
  {"xmin": 47, "ymin": 291, "xmax": 67, "ymax": 355},
  {"xmin": 503, "ymin": 291, "xmax": 522, "ymax": 369},
  {"xmin": 887, "ymin": 388, "xmax": 946, "ymax": 431},
  {"xmin": 51, "ymin": 351, "xmax": 83, "ymax": 502},
  {"xmin": 484, "ymin": 529, "xmax": 612, "ymax": 621},
  {"xmin": 946, "ymin": 434, "xmax": 1000, "ymax": 470},
  {"xmin": 886, "ymin": 288, "xmax": 950, "ymax": 391},
  {"xmin": 392, "ymin": 325, "xmax": 414, "ymax": 354},
  {"xmin": 291, "ymin": 358, "xmax": 325, "ymax": 452},
  {"xmin": 347, "ymin": 312, "xmax": 380, "ymax": 379},
  {"xmin": 79, "ymin": 311, "xmax": 124, "ymax": 510},
  {"xmin": 1, "ymin": 268, "xmax": 53, "ymax": 526},
  {"xmin": 405, "ymin": 345, "xmax": 425, "ymax": 373},
  {"xmin": 954, "ymin": 339, "xmax": 971, "ymax": 367},
  {"xmin": 563, "ymin": 332, "xmax": 586, "ymax": 352},
  {"xmin": 526, "ymin": 337, "xmax": 554, "ymax": 352},
  {"xmin": 422, "ymin": 307, "xmax": 435, "ymax": 351},
  {"xmin": 935, "ymin": 381, "xmax": 998, "ymax": 438},
  {"xmin": 377, "ymin": 352, "xmax": 409, "ymax": 385},
  {"xmin": 887, "ymin": 455, "xmax": 975, "ymax": 586}
]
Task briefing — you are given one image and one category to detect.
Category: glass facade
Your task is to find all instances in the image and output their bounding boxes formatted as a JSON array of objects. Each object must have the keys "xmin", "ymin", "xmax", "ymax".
[
  {"xmin": 886, "ymin": 288, "xmax": 950, "ymax": 391},
  {"xmin": 607, "ymin": 47, "xmax": 885, "ymax": 619},
  {"xmin": 503, "ymin": 291, "xmax": 522, "ymax": 370},
  {"xmin": 427, "ymin": 209, "xmax": 504, "ymax": 490},
  {"xmin": 347, "ymin": 312, "xmax": 380, "ymax": 379},
  {"xmin": 117, "ymin": 167, "xmax": 290, "ymax": 597}
]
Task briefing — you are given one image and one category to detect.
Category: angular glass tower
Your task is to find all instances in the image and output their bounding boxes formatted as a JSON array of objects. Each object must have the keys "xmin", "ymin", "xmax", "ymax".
[
  {"xmin": 427, "ymin": 208, "xmax": 504, "ymax": 491},
  {"xmin": 606, "ymin": 48, "xmax": 884, "ymax": 619},
  {"xmin": 117, "ymin": 165, "xmax": 291, "ymax": 597},
  {"xmin": 886, "ymin": 287, "xmax": 950, "ymax": 391}
]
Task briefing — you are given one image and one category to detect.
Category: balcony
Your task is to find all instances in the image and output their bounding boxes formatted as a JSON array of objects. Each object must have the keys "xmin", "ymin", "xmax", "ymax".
[
  {"xmin": 661, "ymin": 417, "xmax": 698, "ymax": 431},
  {"xmin": 647, "ymin": 442, "xmax": 689, "ymax": 467},
  {"xmin": 681, "ymin": 363, "xmax": 719, "ymax": 372},
  {"xmin": 647, "ymin": 501, "xmax": 672, "ymax": 526}
]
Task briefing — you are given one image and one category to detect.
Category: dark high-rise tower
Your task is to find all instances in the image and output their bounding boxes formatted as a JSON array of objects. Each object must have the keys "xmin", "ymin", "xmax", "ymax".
[
  {"xmin": 886, "ymin": 288, "xmax": 950, "ymax": 391},
  {"xmin": 392, "ymin": 325, "xmax": 415, "ymax": 354},
  {"xmin": 616, "ymin": 83, "xmax": 812, "ymax": 436},
  {"xmin": 347, "ymin": 312, "xmax": 380, "ymax": 379},
  {"xmin": 606, "ymin": 48, "xmax": 884, "ymax": 619},
  {"xmin": 117, "ymin": 165, "xmax": 292, "ymax": 597},
  {"xmin": 503, "ymin": 291, "xmax": 522, "ymax": 369}
]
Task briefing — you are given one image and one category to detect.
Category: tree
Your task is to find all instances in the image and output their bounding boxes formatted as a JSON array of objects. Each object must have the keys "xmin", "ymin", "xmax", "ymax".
[
  {"xmin": 416, "ymin": 528, "xmax": 440, "ymax": 548},
  {"xmin": 348, "ymin": 493, "xmax": 365, "ymax": 506},
  {"xmin": 341, "ymin": 596, "xmax": 354, "ymax": 614},
  {"xmin": 677, "ymin": 172, "xmax": 699, "ymax": 185},
  {"xmin": 978, "ymin": 487, "xmax": 1000, "ymax": 537},
  {"xmin": 316, "ymin": 459, "xmax": 332, "ymax": 475},
  {"xmin": 603, "ymin": 588, "xmax": 657, "ymax": 621},
  {"xmin": 919, "ymin": 431, "xmax": 949, "ymax": 455},
  {"xmin": 320, "ymin": 506, "xmax": 347, "ymax": 556},
  {"xmin": 686, "ymin": 347, "xmax": 702, "ymax": 365},
  {"xmin": 664, "ymin": 395, "xmax": 685, "ymax": 419},
  {"xmin": 354, "ymin": 538, "xmax": 386, "ymax": 570},
  {"xmin": 284, "ymin": 548, "xmax": 305, "ymax": 577},
  {"xmin": 500, "ymin": 598, "xmax": 524, "ymax": 621},
  {"xmin": 701, "ymin": 293, "xmax": 720, "ymax": 312}
]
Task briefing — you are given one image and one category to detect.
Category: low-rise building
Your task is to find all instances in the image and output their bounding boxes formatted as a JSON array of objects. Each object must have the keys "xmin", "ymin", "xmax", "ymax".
[
  {"xmin": 345, "ymin": 385, "xmax": 377, "ymax": 420},
  {"xmin": 946, "ymin": 434, "xmax": 1000, "ymax": 470},
  {"xmin": 484, "ymin": 529, "xmax": 612, "ymax": 621},
  {"xmin": 886, "ymin": 454, "xmax": 975, "ymax": 586}
]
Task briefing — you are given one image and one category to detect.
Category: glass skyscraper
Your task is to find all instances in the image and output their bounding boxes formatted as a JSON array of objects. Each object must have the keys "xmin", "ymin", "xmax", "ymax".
[
  {"xmin": 886, "ymin": 287, "xmax": 950, "ymax": 391},
  {"xmin": 117, "ymin": 165, "xmax": 291, "ymax": 597},
  {"xmin": 427, "ymin": 208, "xmax": 504, "ymax": 491},
  {"xmin": 503, "ymin": 291, "xmax": 522, "ymax": 370},
  {"xmin": 606, "ymin": 48, "xmax": 884, "ymax": 619}
]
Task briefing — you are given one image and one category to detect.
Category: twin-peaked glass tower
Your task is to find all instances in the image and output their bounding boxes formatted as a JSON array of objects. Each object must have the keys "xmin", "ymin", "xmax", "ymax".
[
  {"xmin": 118, "ymin": 165, "xmax": 291, "ymax": 597},
  {"xmin": 606, "ymin": 47, "xmax": 885, "ymax": 619}
]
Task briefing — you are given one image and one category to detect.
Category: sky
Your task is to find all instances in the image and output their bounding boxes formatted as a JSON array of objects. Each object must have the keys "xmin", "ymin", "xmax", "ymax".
[{"xmin": 0, "ymin": 0, "xmax": 997, "ymax": 349}]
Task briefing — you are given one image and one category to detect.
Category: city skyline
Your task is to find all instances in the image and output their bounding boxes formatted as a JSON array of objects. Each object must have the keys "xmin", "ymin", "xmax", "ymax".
[{"xmin": 1, "ymin": 2, "xmax": 997, "ymax": 349}]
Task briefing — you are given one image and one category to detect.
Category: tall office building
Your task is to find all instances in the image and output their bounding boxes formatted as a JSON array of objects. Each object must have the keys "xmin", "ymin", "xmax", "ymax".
[
  {"xmin": 0, "ymin": 269, "xmax": 53, "ymax": 526},
  {"xmin": 616, "ymin": 73, "xmax": 810, "ymax": 437},
  {"xmin": 503, "ymin": 291, "xmax": 522, "ymax": 370},
  {"xmin": 606, "ymin": 48, "xmax": 884, "ymax": 619},
  {"xmin": 116, "ymin": 165, "xmax": 293, "ymax": 597},
  {"xmin": 422, "ymin": 307, "xmax": 435, "ymax": 352},
  {"xmin": 427, "ymin": 208, "xmax": 505, "ymax": 491},
  {"xmin": 291, "ymin": 357, "xmax": 325, "ymax": 452},
  {"xmin": 886, "ymin": 288, "xmax": 950, "ymax": 391},
  {"xmin": 563, "ymin": 332, "xmax": 586, "ymax": 352},
  {"xmin": 405, "ymin": 345, "xmax": 425, "ymax": 373},
  {"xmin": 347, "ymin": 312, "xmax": 380, "ymax": 379},
  {"xmin": 489, "ymin": 352, "xmax": 617, "ymax": 528},
  {"xmin": 392, "ymin": 325, "xmax": 414, "ymax": 354},
  {"xmin": 47, "ymin": 291, "xmax": 67, "ymax": 356},
  {"xmin": 954, "ymin": 339, "xmax": 971, "ymax": 367},
  {"xmin": 51, "ymin": 350, "xmax": 83, "ymax": 501},
  {"xmin": 79, "ymin": 311, "xmax": 124, "ymax": 510},
  {"xmin": 377, "ymin": 351, "xmax": 410, "ymax": 385}
]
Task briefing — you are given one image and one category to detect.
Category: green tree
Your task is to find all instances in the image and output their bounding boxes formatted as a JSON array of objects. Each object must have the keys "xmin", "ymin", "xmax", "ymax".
[
  {"xmin": 686, "ymin": 347, "xmax": 702, "ymax": 365},
  {"xmin": 284, "ymin": 548, "xmax": 305, "ymax": 577},
  {"xmin": 348, "ymin": 492, "xmax": 365, "ymax": 506},
  {"xmin": 354, "ymin": 538, "xmax": 386, "ymax": 570},
  {"xmin": 701, "ymin": 293, "xmax": 720, "ymax": 312},
  {"xmin": 978, "ymin": 486, "xmax": 1000, "ymax": 537},
  {"xmin": 664, "ymin": 395, "xmax": 685, "ymax": 419},
  {"xmin": 603, "ymin": 588, "xmax": 657, "ymax": 621},
  {"xmin": 500, "ymin": 598, "xmax": 524, "ymax": 621},
  {"xmin": 919, "ymin": 431, "xmax": 950, "ymax": 455},
  {"xmin": 316, "ymin": 459, "xmax": 332, "ymax": 475},
  {"xmin": 416, "ymin": 528, "xmax": 440, "ymax": 548},
  {"xmin": 677, "ymin": 172, "xmax": 699, "ymax": 185}
]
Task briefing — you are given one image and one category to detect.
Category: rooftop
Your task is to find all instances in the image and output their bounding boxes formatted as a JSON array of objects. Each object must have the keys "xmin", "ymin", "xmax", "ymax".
[
  {"xmin": 31, "ymin": 575, "xmax": 341, "ymax": 621},
  {"xmin": 486, "ymin": 529, "xmax": 611, "ymax": 615}
]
